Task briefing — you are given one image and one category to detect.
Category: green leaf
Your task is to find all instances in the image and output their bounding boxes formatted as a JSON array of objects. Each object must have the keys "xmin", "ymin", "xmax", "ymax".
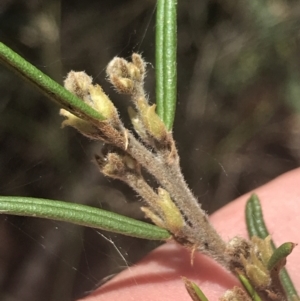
[
  {"xmin": 245, "ymin": 194, "xmax": 269, "ymax": 239},
  {"xmin": 0, "ymin": 42, "xmax": 105, "ymax": 122},
  {"xmin": 183, "ymin": 277, "xmax": 210, "ymax": 301},
  {"xmin": 155, "ymin": 0, "xmax": 177, "ymax": 130},
  {"xmin": 267, "ymin": 242, "xmax": 296, "ymax": 271},
  {"xmin": 237, "ymin": 273, "xmax": 262, "ymax": 301},
  {"xmin": 0, "ymin": 196, "xmax": 170, "ymax": 240}
]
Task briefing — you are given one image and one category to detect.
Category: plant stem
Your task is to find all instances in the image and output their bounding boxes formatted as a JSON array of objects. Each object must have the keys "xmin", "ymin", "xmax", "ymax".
[{"xmin": 127, "ymin": 132, "xmax": 228, "ymax": 266}]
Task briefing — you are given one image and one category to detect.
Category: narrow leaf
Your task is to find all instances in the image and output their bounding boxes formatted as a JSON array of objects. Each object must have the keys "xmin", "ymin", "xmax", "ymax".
[
  {"xmin": 0, "ymin": 42, "xmax": 105, "ymax": 122},
  {"xmin": 237, "ymin": 273, "xmax": 262, "ymax": 301},
  {"xmin": 155, "ymin": 0, "xmax": 177, "ymax": 130},
  {"xmin": 245, "ymin": 194, "xmax": 259, "ymax": 238},
  {"xmin": 267, "ymin": 242, "xmax": 296, "ymax": 271},
  {"xmin": 245, "ymin": 194, "xmax": 269, "ymax": 239},
  {"xmin": 183, "ymin": 277, "xmax": 209, "ymax": 301},
  {"xmin": 0, "ymin": 196, "xmax": 170, "ymax": 240},
  {"xmin": 155, "ymin": 0, "xmax": 165, "ymax": 120}
]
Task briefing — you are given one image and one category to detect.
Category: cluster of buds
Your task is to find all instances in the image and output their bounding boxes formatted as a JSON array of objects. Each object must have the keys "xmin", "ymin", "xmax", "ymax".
[
  {"xmin": 225, "ymin": 235, "xmax": 296, "ymax": 300},
  {"xmin": 107, "ymin": 54, "xmax": 176, "ymax": 160},
  {"xmin": 59, "ymin": 54, "xmax": 231, "ymax": 269},
  {"xmin": 60, "ymin": 70, "xmax": 127, "ymax": 149},
  {"xmin": 60, "ymin": 54, "xmax": 185, "ymax": 240},
  {"xmin": 240, "ymin": 236, "xmax": 273, "ymax": 289},
  {"xmin": 59, "ymin": 53, "xmax": 298, "ymax": 301}
]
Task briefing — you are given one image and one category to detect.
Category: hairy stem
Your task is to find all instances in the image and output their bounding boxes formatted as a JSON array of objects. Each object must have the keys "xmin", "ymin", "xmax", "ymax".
[{"xmin": 127, "ymin": 132, "xmax": 228, "ymax": 266}]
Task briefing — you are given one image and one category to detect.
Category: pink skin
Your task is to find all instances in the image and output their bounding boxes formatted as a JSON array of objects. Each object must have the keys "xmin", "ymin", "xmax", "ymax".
[{"xmin": 80, "ymin": 168, "xmax": 300, "ymax": 301}]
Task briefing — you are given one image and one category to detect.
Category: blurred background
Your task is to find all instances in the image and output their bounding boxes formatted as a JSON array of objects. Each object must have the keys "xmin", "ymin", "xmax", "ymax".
[{"xmin": 0, "ymin": 0, "xmax": 300, "ymax": 300}]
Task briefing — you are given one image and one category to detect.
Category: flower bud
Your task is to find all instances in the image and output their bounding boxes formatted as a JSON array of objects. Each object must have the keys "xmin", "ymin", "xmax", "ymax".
[
  {"xmin": 88, "ymin": 84, "xmax": 119, "ymax": 124},
  {"xmin": 59, "ymin": 109, "xmax": 99, "ymax": 139},
  {"xmin": 137, "ymin": 98, "xmax": 167, "ymax": 141},
  {"xmin": 64, "ymin": 71, "xmax": 92, "ymax": 100},
  {"xmin": 157, "ymin": 188, "xmax": 184, "ymax": 235}
]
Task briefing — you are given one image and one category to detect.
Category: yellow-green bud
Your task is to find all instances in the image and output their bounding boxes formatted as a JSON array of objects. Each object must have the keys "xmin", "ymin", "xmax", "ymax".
[
  {"xmin": 59, "ymin": 109, "xmax": 99, "ymax": 139},
  {"xmin": 88, "ymin": 84, "xmax": 119, "ymax": 123},
  {"xmin": 157, "ymin": 188, "xmax": 184, "ymax": 235}
]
